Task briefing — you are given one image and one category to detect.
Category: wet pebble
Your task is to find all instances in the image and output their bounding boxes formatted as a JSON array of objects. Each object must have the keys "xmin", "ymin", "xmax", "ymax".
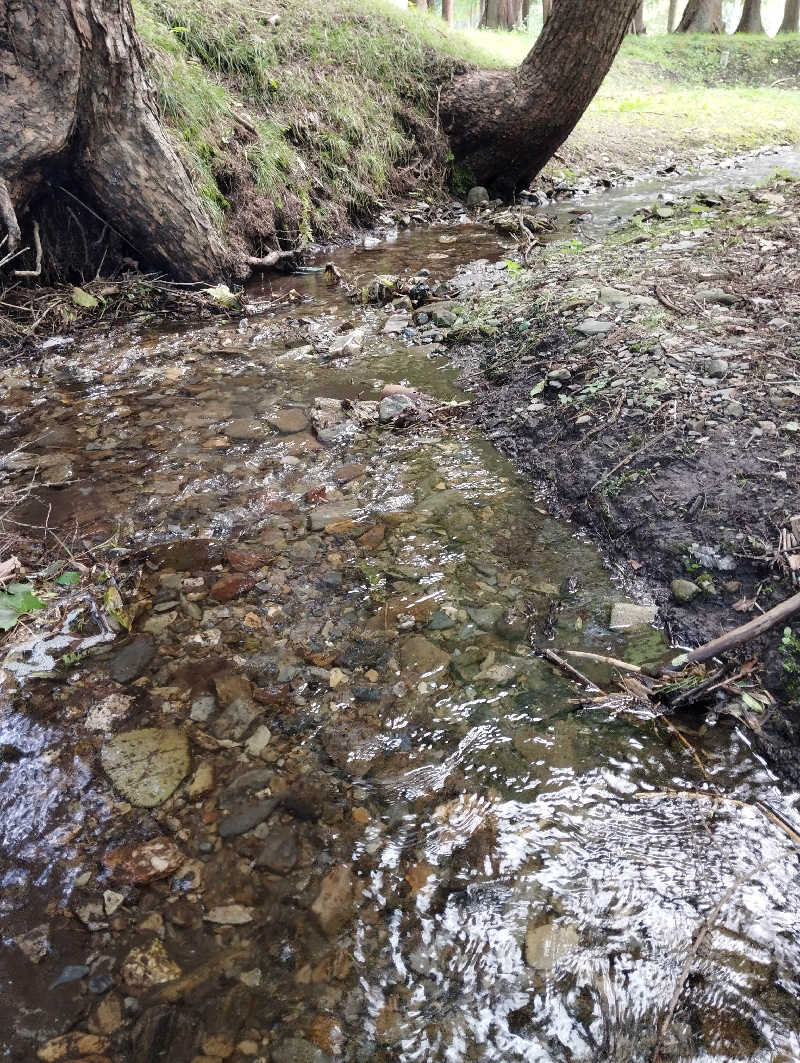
[{"xmin": 218, "ymin": 798, "xmax": 279, "ymax": 839}]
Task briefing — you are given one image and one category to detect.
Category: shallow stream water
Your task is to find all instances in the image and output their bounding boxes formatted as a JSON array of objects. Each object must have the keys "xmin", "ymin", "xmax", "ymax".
[{"xmin": 2, "ymin": 147, "xmax": 800, "ymax": 1062}]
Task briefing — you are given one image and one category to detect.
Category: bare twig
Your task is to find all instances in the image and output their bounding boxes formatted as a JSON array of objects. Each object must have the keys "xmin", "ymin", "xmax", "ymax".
[
  {"xmin": 13, "ymin": 220, "xmax": 42, "ymax": 278},
  {"xmin": 541, "ymin": 648, "xmax": 603, "ymax": 692},
  {"xmin": 564, "ymin": 649, "xmax": 641, "ymax": 672}
]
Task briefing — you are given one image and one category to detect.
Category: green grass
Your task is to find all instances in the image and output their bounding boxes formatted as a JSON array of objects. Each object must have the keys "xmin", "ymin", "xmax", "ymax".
[{"xmin": 133, "ymin": 0, "xmax": 800, "ymax": 247}]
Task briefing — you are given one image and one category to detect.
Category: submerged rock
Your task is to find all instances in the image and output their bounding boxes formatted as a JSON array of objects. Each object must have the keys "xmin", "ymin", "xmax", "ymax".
[
  {"xmin": 399, "ymin": 636, "xmax": 450, "ymax": 677},
  {"xmin": 609, "ymin": 602, "xmax": 658, "ymax": 630},
  {"xmin": 524, "ymin": 921, "xmax": 580, "ymax": 970},
  {"xmin": 100, "ymin": 728, "xmax": 190, "ymax": 808},
  {"xmin": 108, "ymin": 636, "xmax": 154, "ymax": 683}
]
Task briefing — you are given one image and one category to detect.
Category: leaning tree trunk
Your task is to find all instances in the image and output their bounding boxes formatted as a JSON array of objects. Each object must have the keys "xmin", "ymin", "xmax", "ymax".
[
  {"xmin": 676, "ymin": 0, "xmax": 724, "ymax": 31},
  {"xmin": 779, "ymin": 0, "xmax": 800, "ymax": 30},
  {"xmin": 736, "ymin": 0, "xmax": 764, "ymax": 31},
  {"xmin": 444, "ymin": 0, "xmax": 638, "ymax": 196}
]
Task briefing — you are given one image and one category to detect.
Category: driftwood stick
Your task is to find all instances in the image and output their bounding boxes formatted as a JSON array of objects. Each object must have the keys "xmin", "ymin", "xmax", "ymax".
[
  {"xmin": 14, "ymin": 220, "xmax": 43, "ymax": 277},
  {"xmin": 678, "ymin": 591, "xmax": 800, "ymax": 666},
  {"xmin": 564, "ymin": 649, "xmax": 641, "ymax": 673},
  {"xmin": 247, "ymin": 249, "xmax": 296, "ymax": 270},
  {"xmin": 541, "ymin": 648, "xmax": 603, "ymax": 692}
]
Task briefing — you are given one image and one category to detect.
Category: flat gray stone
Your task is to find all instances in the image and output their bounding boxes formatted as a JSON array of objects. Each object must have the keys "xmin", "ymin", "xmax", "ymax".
[
  {"xmin": 218, "ymin": 798, "xmax": 279, "ymax": 839},
  {"xmin": 101, "ymin": 728, "xmax": 190, "ymax": 808},
  {"xmin": 466, "ymin": 186, "xmax": 490, "ymax": 206},
  {"xmin": 309, "ymin": 503, "xmax": 360, "ymax": 531},
  {"xmin": 609, "ymin": 602, "xmax": 658, "ymax": 630},
  {"xmin": 382, "ymin": 314, "xmax": 410, "ymax": 335},
  {"xmin": 108, "ymin": 636, "xmax": 154, "ymax": 683},
  {"xmin": 575, "ymin": 319, "xmax": 614, "ymax": 336}
]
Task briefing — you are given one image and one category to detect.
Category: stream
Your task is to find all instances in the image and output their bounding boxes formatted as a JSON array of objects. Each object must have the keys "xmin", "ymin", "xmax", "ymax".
[{"xmin": 2, "ymin": 147, "xmax": 800, "ymax": 1062}]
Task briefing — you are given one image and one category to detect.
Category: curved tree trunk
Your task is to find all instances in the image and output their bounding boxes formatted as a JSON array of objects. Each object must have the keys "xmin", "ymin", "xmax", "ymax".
[
  {"xmin": 0, "ymin": 0, "xmax": 228, "ymax": 280},
  {"xmin": 779, "ymin": 0, "xmax": 800, "ymax": 30},
  {"xmin": 443, "ymin": 0, "xmax": 638, "ymax": 196},
  {"xmin": 736, "ymin": 0, "xmax": 764, "ymax": 31},
  {"xmin": 676, "ymin": 0, "xmax": 724, "ymax": 31}
]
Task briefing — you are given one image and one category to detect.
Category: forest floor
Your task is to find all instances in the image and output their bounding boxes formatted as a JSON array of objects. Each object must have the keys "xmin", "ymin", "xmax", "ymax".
[{"xmin": 448, "ymin": 173, "xmax": 800, "ymax": 768}]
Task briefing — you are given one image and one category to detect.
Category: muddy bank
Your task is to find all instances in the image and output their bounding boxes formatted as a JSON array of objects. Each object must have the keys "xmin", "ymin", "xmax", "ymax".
[{"xmin": 449, "ymin": 176, "xmax": 800, "ymax": 771}]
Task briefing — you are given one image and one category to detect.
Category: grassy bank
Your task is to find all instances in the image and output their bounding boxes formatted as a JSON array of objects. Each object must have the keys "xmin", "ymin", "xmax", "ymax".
[{"xmin": 134, "ymin": 0, "xmax": 800, "ymax": 249}]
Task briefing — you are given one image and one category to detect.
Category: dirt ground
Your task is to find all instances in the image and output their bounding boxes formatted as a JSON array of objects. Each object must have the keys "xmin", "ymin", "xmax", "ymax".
[{"xmin": 449, "ymin": 178, "xmax": 800, "ymax": 774}]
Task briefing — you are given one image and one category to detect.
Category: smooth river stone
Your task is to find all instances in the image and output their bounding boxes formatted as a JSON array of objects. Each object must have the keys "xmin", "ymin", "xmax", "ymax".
[{"xmin": 100, "ymin": 728, "xmax": 190, "ymax": 808}]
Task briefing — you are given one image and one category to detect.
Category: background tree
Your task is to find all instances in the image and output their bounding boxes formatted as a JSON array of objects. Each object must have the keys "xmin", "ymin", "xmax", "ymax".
[
  {"xmin": 667, "ymin": 0, "xmax": 679, "ymax": 30},
  {"xmin": 736, "ymin": 0, "xmax": 764, "ymax": 31},
  {"xmin": 480, "ymin": 0, "xmax": 515, "ymax": 29},
  {"xmin": 542, "ymin": 0, "xmax": 553, "ymax": 23},
  {"xmin": 630, "ymin": 1, "xmax": 647, "ymax": 33},
  {"xmin": 779, "ymin": 0, "xmax": 800, "ymax": 30},
  {"xmin": 676, "ymin": 0, "xmax": 724, "ymax": 32},
  {"xmin": 442, "ymin": 0, "xmax": 454, "ymax": 24},
  {"xmin": 443, "ymin": 0, "xmax": 639, "ymax": 196},
  {"xmin": 0, "ymin": 0, "xmax": 227, "ymax": 279}
]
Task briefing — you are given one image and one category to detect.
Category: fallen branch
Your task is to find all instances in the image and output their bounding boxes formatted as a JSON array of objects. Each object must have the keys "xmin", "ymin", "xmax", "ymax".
[
  {"xmin": 247, "ymin": 249, "xmax": 297, "ymax": 270},
  {"xmin": 541, "ymin": 648, "xmax": 603, "ymax": 692},
  {"xmin": 676, "ymin": 590, "xmax": 800, "ymax": 667},
  {"xmin": 564, "ymin": 649, "xmax": 641, "ymax": 673}
]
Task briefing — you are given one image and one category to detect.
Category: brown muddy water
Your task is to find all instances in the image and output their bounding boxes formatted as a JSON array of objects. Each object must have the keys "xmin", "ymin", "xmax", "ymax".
[{"xmin": 2, "ymin": 151, "xmax": 800, "ymax": 1063}]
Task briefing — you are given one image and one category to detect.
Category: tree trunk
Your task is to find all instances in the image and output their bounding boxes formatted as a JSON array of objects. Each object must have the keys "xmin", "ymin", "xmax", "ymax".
[
  {"xmin": 481, "ymin": 0, "xmax": 515, "ymax": 28},
  {"xmin": 444, "ymin": 0, "xmax": 638, "ymax": 196},
  {"xmin": 736, "ymin": 0, "xmax": 764, "ymax": 31},
  {"xmin": 667, "ymin": 0, "xmax": 679, "ymax": 31},
  {"xmin": 779, "ymin": 0, "xmax": 800, "ymax": 30},
  {"xmin": 416, "ymin": 0, "xmax": 428, "ymax": 11},
  {"xmin": 632, "ymin": 0, "xmax": 646, "ymax": 32},
  {"xmin": 442, "ymin": 0, "xmax": 454, "ymax": 23},
  {"xmin": 0, "ymin": 0, "xmax": 228, "ymax": 280},
  {"xmin": 676, "ymin": 0, "xmax": 724, "ymax": 31},
  {"xmin": 542, "ymin": 0, "xmax": 552, "ymax": 23},
  {"xmin": 521, "ymin": 0, "xmax": 531, "ymax": 26}
]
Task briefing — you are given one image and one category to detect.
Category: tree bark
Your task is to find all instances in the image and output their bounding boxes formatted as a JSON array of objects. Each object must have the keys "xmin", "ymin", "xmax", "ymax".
[
  {"xmin": 481, "ymin": 0, "xmax": 515, "ymax": 28},
  {"xmin": 676, "ymin": 0, "xmax": 724, "ymax": 31},
  {"xmin": 442, "ymin": 0, "xmax": 454, "ymax": 23},
  {"xmin": 667, "ymin": 0, "xmax": 679, "ymax": 30},
  {"xmin": 0, "ymin": 0, "xmax": 228, "ymax": 280},
  {"xmin": 779, "ymin": 0, "xmax": 800, "ymax": 30},
  {"xmin": 444, "ymin": 0, "xmax": 639, "ymax": 196},
  {"xmin": 736, "ymin": 0, "xmax": 764, "ymax": 31}
]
